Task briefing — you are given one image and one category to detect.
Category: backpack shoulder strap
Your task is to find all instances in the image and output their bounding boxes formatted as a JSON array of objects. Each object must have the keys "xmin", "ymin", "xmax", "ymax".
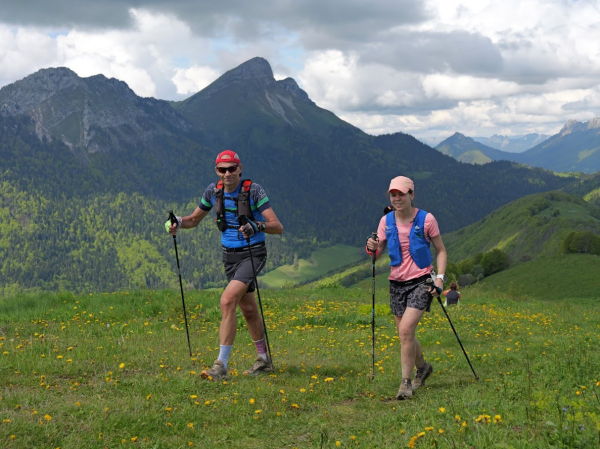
[
  {"xmin": 214, "ymin": 180, "xmax": 227, "ymax": 231},
  {"xmin": 237, "ymin": 179, "xmax": 254, "ymax": 219}
]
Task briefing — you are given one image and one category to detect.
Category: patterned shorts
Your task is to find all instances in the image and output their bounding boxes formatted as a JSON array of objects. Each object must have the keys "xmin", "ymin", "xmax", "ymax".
[{"xmin": 389, "ymin": 274, "xmax": 434, "ymax": 317}]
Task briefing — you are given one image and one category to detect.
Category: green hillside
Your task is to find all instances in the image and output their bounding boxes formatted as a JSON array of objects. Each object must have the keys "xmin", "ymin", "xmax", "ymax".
[
  {"xmin": 258, "ymin": 244, "xmax": 363, "ymax": 288},
  {"xmin": 477, "ymin": 254, "xmax": 600, "ymax": 300},
  {"xmin": 436, "ymin": 132, "xmax": 514, "ymax": 164},
  {"xmin": 456, "ymin": 150, "xmax": 492, "ymax": 164},
  {"xmin": 0, "ymin": 182, "xmax": 307, "ymax": 295},
  {"xmin": 564, "ymin": 172, "xmax": 600, "ymax": 207},
  {"xmin": 443, "ymin": 191, "xmax": 600, "ymax": 264}
]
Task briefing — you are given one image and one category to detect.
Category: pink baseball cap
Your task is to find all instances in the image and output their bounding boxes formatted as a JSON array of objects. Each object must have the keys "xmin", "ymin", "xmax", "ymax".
[
  {"xmin": 388, "ymin": 176, "xmax": 414, "ymax": 193},
  {"xmin": 215, "ymin": 150, "xmax": 240, "ymax": 165}
]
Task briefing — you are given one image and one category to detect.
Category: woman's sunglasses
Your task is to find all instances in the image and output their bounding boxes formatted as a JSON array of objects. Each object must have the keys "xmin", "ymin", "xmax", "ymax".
[{"xmin": 216, "ymin": 165, "xmax": 239, "ymax": 174}]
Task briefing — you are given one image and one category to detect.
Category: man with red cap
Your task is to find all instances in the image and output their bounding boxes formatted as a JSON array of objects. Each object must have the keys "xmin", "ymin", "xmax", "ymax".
[
  {"xmin": 366, "ymin": 176, "xmax": 447, "ymax": 399},
  {"xmin": 166, "ymin": 150, "xmax": 283, "ymax": 380}
]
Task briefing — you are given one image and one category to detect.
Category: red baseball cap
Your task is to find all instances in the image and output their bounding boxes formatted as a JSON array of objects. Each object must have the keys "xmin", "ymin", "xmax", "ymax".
[
  {"xmin": 388, "ymin": 176, "xmax": 414, "ymax": 193},
  {"xmin": 215, "ymin": 150, "xmax": 240, "ymax": 165}
]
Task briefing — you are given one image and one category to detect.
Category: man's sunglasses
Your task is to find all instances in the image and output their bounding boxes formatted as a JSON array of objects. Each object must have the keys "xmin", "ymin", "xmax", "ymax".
[{"xmin": 216, "ymin": 165, "xmax": 239, "ymax": 174}]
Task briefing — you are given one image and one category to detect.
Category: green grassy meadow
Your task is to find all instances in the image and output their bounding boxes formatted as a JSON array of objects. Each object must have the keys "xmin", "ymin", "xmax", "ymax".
[
  {"xmin": 259, "ymin": 244, "xmax": 363, "ymax": 288},
  {"xmin": 1, "ymin": 270, "xmax": 599, "ymax": 447}
]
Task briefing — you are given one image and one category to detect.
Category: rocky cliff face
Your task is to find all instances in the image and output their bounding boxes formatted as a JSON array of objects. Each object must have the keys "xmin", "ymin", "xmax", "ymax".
[
  {"xmin": 0, "ymin": 67, "xmax": 191, "ymax": 153},
  {"xmin": 558, "ymin": 118, "xmax": 600, "ymax": 136},
  {"xmin": 277, "ymin": 77, "xmax": 313, "ymax": 103}
]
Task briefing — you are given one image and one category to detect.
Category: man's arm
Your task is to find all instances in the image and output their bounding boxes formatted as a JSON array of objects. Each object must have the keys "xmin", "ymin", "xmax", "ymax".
[
  {"xmin": 168, "ymin": 207, "xmax": 209, "ymax": 235},
  {"xmin": 259, "ymin": 208, "xmax": 283, "ymax": 234}
]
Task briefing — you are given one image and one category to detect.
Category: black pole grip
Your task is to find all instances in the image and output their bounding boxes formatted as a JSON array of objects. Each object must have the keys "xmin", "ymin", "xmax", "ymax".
[
  {"xmin": 426, "ymin": 278, "xmax": 443, "ymax": 295},
  {"xmin": 370, "ymin": 231, "xmax": 378, "ymax": 262},
  {"xmin": 168, "ymin": 210, "xmax": 177, "ymax": 226}
]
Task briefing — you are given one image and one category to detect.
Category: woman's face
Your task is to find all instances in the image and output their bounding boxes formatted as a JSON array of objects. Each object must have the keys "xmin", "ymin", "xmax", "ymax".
[{"xmin": 390, "ymin": 189, "xmax": 414, "ymax": 211}]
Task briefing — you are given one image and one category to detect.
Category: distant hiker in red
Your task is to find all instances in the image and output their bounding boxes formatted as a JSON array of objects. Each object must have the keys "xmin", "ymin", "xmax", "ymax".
[
  {"xmin": 366, "ymin": 176, "xmax": 447, "ymax": 399},
  {"xmin": 166, "ymin": 150, "xmax": 283, "ymax": 380}
]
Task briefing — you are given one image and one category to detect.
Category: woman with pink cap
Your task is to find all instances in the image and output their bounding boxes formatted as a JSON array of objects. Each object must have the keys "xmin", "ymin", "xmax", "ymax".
[{"xmin": 366, "ymin": 176, "xmax": 447, "ymax": 399}]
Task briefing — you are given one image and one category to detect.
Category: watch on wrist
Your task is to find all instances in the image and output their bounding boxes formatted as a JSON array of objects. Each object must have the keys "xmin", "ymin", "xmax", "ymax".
[
  {"xmin": 259, "ymin": 222, "xmax": 266, "ymax": 232},
  {"xmin": 436, "ymin": 274, "xmax": 447, "ymax": 282}
]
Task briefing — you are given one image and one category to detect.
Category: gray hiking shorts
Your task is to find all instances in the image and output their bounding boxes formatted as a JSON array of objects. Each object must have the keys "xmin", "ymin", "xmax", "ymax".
[
  {"xmin": 389, "ymin": 274, "xmax": 434, "ymax": 317},
  {"xmin": 222, "ymin": 242, "xmax": 267, "ymax": 293}
]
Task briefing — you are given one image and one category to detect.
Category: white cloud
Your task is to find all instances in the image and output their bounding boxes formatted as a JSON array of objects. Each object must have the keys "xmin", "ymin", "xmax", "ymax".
[
  {"xmin": 172, "ymin": 66, "xmax": 220, "ymax": 95},
  {"xmin": 421, "ymin": 75, "xmax": 521, "ymax": 100},
  {"xmin": 0, "ymin": 26, "xmax": 58, "ymax": 85},
  {"xmin": 298, "ymin": 51, "xmax": 363, "ymax": 110}
]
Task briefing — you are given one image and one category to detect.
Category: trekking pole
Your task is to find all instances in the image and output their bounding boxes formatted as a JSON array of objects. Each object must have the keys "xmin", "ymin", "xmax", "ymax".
[
  {"xmin": 427, "ymin": 277, "xmax": 479, "ymax": 380},
  {"xmin": 168, "ymin": 210, "xmax": 192, "ymax": 357},
  {"xmin": 369, "ymin": 231, "xmax": 378, "ymax": 381},
  {"xmin": 238, "ymin": 215, "xmax": 273, "ymax": 363}
]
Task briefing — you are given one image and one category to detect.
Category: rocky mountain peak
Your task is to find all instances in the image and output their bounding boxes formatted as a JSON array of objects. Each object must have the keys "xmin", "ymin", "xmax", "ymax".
[
  {"xmin": 197, "ymin": 57, "xmax": 275, "ymax": 99},
  {"xmin": 0, "ymin": 67, "xmax": 83, "ymax": 115},
  {"xmin": 277, "ymin": 77, "xmax": 312, "ymax": 103},
  {"xmin": 559, "ymin": 119, "xmax": 584, "ymax": 136},
  {"xmin": 449, "ymin": 132, "xmax": 469, "ymax": 141},
  {"xmin": 586, "ymin": 117, "xmax": 600, "ymax": 130},
  {"xmin": 0, "ymin": 66, "xmax": 190, "ymax": 152},
  {"xmin": 229, "ymin": 56, "xmax": 274, "ymax": 81}
]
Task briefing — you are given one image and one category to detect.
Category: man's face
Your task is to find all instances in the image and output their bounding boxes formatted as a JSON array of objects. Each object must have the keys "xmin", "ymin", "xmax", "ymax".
[{"xmin": 216, "ymin": 163, "xmax": 241, "ymax": 187}]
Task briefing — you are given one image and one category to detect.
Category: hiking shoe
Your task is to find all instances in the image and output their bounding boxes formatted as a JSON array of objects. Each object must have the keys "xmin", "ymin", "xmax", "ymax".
[
  {"xmin": 396, "ymin": 378, "xmax": 413, "ymax": 400},
  {"xmin": 201, "ymin": 360, "xmax": 229, "ymax": 381},
  {"xmin": 243, "ymin": 356, "xmax": 274, "ymax": 376},
  {"xmin": 412, "ymin": 362, "xmax": 433, "ymax": 390}
]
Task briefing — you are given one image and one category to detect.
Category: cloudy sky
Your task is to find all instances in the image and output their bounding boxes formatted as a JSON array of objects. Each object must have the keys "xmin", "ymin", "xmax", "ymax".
[{"xmin": 1, "ymin": 0, "xmax": 599, "ymax": 145}]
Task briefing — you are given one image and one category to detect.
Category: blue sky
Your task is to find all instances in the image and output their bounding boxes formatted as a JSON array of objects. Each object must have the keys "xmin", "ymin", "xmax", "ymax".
[{"xmin": 1, "ymin": 0, "xmax": 600, "ymax": 145}]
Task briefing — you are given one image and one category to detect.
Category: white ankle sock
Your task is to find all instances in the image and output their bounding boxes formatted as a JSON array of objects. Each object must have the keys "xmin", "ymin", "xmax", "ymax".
[{"xmin": 218, "ymin": 345, "xmax": 233, "ymax": 369}]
